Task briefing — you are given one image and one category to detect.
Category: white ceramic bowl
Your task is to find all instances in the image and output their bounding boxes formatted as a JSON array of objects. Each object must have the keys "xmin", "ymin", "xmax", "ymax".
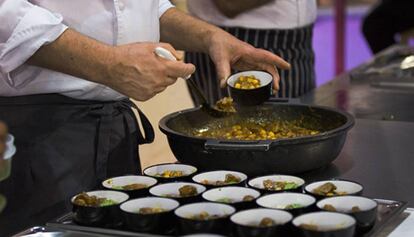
[
  {"xmin": 248, "ymin": 175, "xmax": 305, "ymax": 191},
  {"xmin": 175, "ymin": 202, "xmax": 236, "ymax": 220},
  {"xmin": 202, "ymin": 187, "xmax": 260, "ymax": 204},
  {"xmin": 231, "ymin": 208, "xmax": 292, "ymax": 227},
  {"xmin": 256, "ymin": 193, "xmax": 315, "ymax": 210},
  {"xmin": 143, "ymin": 163, "xmax": 197, "ymax": 179},
  {"xmin": 102, "ymin": 175, "xmax": 157, "ymax": 190},
  {"xmin": 305, "ymin": 180, "xmax": 363, "ymax": 197},
  {"xmin": 120, "ymin": 197, "xmax": 179, "ymax": 214},
  {"xmin": 227, "ymin": 71, "xmax": 273, "ymax": 88}
]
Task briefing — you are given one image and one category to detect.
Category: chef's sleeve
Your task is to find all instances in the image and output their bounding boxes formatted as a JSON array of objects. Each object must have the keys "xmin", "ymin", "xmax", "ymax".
[
  {"xmin": 158, "ymin": 0, "xmax": 175, "ymax": 18},
  {"xmin": 0, "ymin": 0, "xmax": 68, "ymax": 74}
]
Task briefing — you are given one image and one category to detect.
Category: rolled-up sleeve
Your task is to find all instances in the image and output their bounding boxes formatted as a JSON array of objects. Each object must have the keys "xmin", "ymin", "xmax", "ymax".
[
  {"xmin": 158, "ymin": 0, "xmax": 174, "ymax": 18},
  {"xmin": 0, "ymin": 0, "xmax": 68, "ymax": 74}
]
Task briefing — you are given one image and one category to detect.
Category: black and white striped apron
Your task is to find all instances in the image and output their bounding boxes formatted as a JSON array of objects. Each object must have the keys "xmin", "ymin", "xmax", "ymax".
[{"xmin": 185, "ymin": 24, "xmax": 315, "ymax": 106}]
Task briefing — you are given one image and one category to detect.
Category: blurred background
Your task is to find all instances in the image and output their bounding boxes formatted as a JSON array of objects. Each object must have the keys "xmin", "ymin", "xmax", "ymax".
[{"xmin": 138, "ymin": 0, "xmax": 409, "ymax": 169}]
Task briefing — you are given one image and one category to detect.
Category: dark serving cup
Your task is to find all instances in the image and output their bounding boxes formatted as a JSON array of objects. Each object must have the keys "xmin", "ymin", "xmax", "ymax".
[
  {"xmin": 192, "ymin": 170, "xmax": 248, "ymax": 189},
  {"xmin": 292, "ymin": 212, "xmax": 356, "ymax": 237},
  {"xmin": 202, "ymin": 186, "xmax": 260, "ymax": 211},
  {"xmin": 149, "ymin": 182, "xmax": 206, "ymax": 205},
  {"xmin": 102, "ymin": 175, "xmax": 157, "ymax": 198},
  {"xmin": 256, "ymin": 192, "xmax": 316, "ymax": 217},
  {"xmin": 174, "ymin": 202, "xmax": 236, "ymax": 235},
  {"xmin": 230, "ymin": 208, "xmax": 293, "ymax": 237},
  {"xmin": 304, "ymin": 180, "xmax": 364, "ymax": 200},
  {"xmin": 317, "ymin": 196, "xmax": 378, "ymax": 233},
  {"xmin": 248, "ymin": 175, "xmax": 305, "ymax": 194},
  {"xmin": 143, "ymin": 163, "xmax": 197, "ymax": 183},
  {"xmin": 71, "ymin": 190, "xmax": 129, "ymax": 227},
  {"xmin": 120, "ymin": 197, "xmax": 179, "ymax": 234},
  {"xmin": 227, "ymin": 71, "xmax": 273, "ymax": 106}
]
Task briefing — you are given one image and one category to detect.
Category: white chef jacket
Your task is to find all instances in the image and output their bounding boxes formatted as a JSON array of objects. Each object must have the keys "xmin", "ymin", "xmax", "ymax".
[
  {"xmin": 187, "ymin": 0, "xmax": 317, "ymax": 30},
  {"xmin": 0, "ymin": 0, "xmax": 174, "ymax": 101}
]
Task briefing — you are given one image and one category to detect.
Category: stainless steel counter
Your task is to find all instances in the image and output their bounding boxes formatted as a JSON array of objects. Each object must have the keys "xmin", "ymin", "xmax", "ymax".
[{"xmin": 300, "ymin": 71, "xmax": 414, "ymax": 205}]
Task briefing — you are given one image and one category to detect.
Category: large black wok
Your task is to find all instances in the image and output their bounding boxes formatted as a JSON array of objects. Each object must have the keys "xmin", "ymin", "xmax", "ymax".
[{"xmin": 159, "ymin": 102, "xmax": 354, "ymax": 176}]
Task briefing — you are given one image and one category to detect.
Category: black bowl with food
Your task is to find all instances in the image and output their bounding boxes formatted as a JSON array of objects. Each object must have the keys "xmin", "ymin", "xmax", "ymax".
[
  {"xmin": 304, "ymin": 180, "xmax": 363, "ymax": 200},
  {"xmin": 102, "ymin": 175, "xmax": 157, "ymax": 198},
  {"xmin": 256, "ymin": 192, "xmax": 316, "ymax": 217},
  {"xmin": 192, "ymin": 170, "xmax": 248, "ymax": 189},
  {"xmin": 317, "ymin": 196, "xmax": 378, "ymax": 233},
  {"xmin": 71, "ymin": 190, "xmax": 129, "ymax": 227},
  {"xmin": 292, "ymin": 212, "xmax": 356, "ymax": 237},
  {"xmin": 149, "ymin": 182, "xmax": 206, "ymax": 205},
  {"xmin": 202, "ymin": 187, "xmax": 260, "ymax": 211},
  {"xmin": 120, "ymin": 197, "xmax": 179, "ymax": 234},
  {"xmin": 227, "ymin": 71, "xmax": 273, "ymax": 106},
  {"xmin": 175, "ymin": 202, "xmax": 236, "ymax": 235},
  {"xmin": 231, "ymin": 208, "xmax": 293, "ymax": 237},
  {"xmin": 248, "ymin": 175, "xmax": 305, "ymax": 194},
  {"xmin": 143, "ymin": 163, "xmax": 197, "ymax": 183}
]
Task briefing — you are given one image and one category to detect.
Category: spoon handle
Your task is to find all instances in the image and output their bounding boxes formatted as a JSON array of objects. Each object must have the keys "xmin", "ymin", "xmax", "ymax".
[{"xmin": 154, "ymin": 47, "xmax": 209, "ymax": 105}]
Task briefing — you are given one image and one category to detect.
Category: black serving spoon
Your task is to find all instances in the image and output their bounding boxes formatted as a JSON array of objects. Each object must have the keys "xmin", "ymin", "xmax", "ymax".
[{"xmin": 155, "ymin": 47, "xmax": 233, "ymax": 118}]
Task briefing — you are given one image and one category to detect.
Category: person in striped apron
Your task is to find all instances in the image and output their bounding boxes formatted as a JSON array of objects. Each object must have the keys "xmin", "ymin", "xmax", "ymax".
[{"xmin": 186, "ymin": 0, "xmax": 317, "ymax": 105}]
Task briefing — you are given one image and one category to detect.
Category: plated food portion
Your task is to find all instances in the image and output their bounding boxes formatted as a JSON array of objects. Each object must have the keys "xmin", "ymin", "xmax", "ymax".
[
  {"xmin": 102, "ymin": 175, "xmax": 157, "ymax": 198},
  {"xmin": 175, "ymin": 202, "xmax": 236, "ymax": 235},
  {"xmin": 231, "ymin": 208, "xmax": 293, "ymax": 237},
  {"xmin": 305, "ymin": 180, "xmax": 363, "ymax": 198},
  {"xmin": 202, "ymin": 187, "xmax": 260, "ymax": 211},
  {"xmin": 256, "ymin": 193, "xmax": 316, "ymax": 216},
  {"xmin": 248, "ymin": 175, "xmax": 305, "ymax": 193},
  {"xmin": 143, "ymin": 163, "xmax": 197, "ymax": 182},
  {"xmin": 149, "ymin": 182, "xmax": 206, "ymax": 204},
  {"xmin": 120, "ymin": 197, "xmax": 179, "ymax": 234},
  {"xmin": 71, "ymin": 190, "xmax": 129, "ymax": 226},
  {"xmin": 234, "ymin": 75, "xmax": 262, "ymax": 90},
  {"xmin": 192, "ymin": 171, "xmax": 247, "ymax": 187},
  {"xmin": 317, "ymin": 196, "xmax": 378, "ymax": 233},
  {"xmin": 227, "ymin": 71, "xmax": 273, "ymax": 105},
  {"xmin": 293, "ymin": 212, "xmax": 356, "ymax": 237}
]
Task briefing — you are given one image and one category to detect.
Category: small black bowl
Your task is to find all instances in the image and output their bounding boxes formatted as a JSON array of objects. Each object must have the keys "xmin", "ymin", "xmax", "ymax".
[
  {"xmin": 317, "ymin": 196, "xmax": 378, "ymax": 233},
  {"xmin": 292, "ymin": 211, "xmax": 356, "ymax": 237},
  {"xmin": 227, "ymin": 71, "xmax": 273, "ymax": 106},
  {"xmin": 149, "ymin": 182, "xmax": 206, "ymax": 205},
  {"xmin": 192, "ymin": 170, "xmax": 248, "ymax": 189},
  {"xmin": 304, "ymin": 180, "xmax": 364, "ymax": 200},
  {"xmin": 175, "ymin": 202, "xmax": 236, "ymax": 235},
  {"xmin": 202, "ymin": 186, "xmax": 261, "ymax": 211},
  {"xmin": 231, "ymin": 208, "xmax": 293, "ymax": 237},
  {"xmin": 102, "ymin": 175, "xmax": 157, "ymax": 198},
  {"xmin": 71, "ymin": 190, "xmax": 129, "ymax": 227},
  {"xmin": 256, "ymin": 192, "xmax": 316, "ymax": 217},
  {"xmin": 120, "ymin": 197, "xmax": 179, "ymax": 234},
  {"xmin": 248, "ymin": 175, "xmax": 305, "ymax": 194},
  {"xmin": 143, "ymin": 163, "xmax": 198, "ymax": 183}
]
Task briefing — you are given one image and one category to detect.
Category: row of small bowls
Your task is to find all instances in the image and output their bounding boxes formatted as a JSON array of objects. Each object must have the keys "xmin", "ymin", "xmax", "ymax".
[{"xmin": 71, "ymin": 163, "xmax": 377, "ymax": 236}]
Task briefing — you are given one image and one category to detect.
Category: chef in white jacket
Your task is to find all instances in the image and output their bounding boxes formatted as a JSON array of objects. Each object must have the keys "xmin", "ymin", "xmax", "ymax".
[{"xmin": 0, "ymin": 0, "xmax": 289, "ymax": 235}]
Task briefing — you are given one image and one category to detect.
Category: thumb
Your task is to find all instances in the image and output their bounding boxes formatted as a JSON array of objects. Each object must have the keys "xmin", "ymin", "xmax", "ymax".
[{"xmin": 214, "ymin": 59, "xmax": 231, "ymax": 88}]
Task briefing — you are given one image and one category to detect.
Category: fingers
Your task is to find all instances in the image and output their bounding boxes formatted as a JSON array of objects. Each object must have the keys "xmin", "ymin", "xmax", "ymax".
[
  {"xmin": 214, "ymin": 59, "xmax": 231, "ymax": 88},
  {"xmin": 263, "ymin": 65, "xmax": 280, "ymax": 91},
  {"xmin": 255, "ymin": 49, "xmax": 291, "ymax": 70},
  {"xmin": 164, "ymin": 60, "xmax": 196, "ymax": 79}
]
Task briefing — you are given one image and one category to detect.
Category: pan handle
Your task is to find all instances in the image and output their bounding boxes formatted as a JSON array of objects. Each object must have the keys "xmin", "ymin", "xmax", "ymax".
[
  {"xmin": 204, "ymin": 140, "xmax": 272, "ymax": 151},
  {"xmin": 265, "ymin": 97, "xmax": 301, "ymax": 104}
]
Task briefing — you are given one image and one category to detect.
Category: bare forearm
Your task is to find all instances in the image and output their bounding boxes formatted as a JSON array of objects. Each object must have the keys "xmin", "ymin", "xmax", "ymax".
[
  {"xmin": 160, "ymin": 8, "xmax": 227, "ymax": 53},
  {"xmin": 213, "ymin": 0, "xmax": 273, "ymax": 18},
  {"xmin": 28, "ymin": 29, "xmax": 113, "ymax": 85}
]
